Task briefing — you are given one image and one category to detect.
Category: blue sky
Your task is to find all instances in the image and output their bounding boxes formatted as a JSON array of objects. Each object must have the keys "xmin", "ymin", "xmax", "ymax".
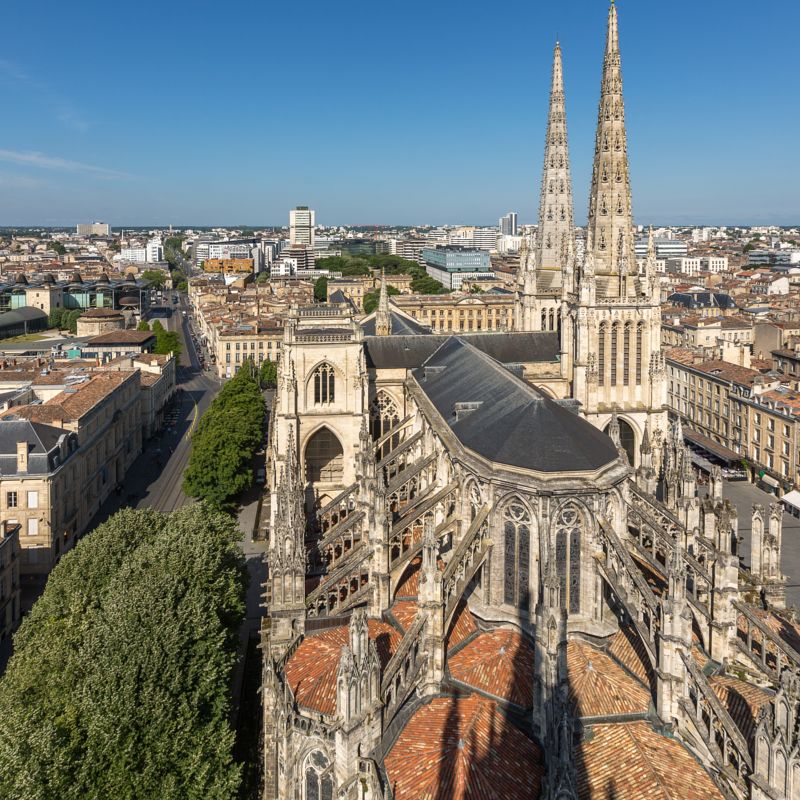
[{"xmin": 0, "ymin": 0, "xmax": 797, "ymax": 227}]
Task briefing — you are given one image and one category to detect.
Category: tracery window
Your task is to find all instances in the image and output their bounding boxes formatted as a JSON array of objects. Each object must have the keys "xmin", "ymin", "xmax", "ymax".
[
  {"xmin": 555, "ymin": 504, "xmax": 583, "ymax": 613},
  {"xmin": 636, "ymin": 322, "xmax": 644, "ymax": 385},
  {"xmin": 304, "ymin": 751, "xmax": 333, "ymax": 800},
  {"xmin": 598, "ymin": 323, "xmax": 607, "ymax": 387},
  {"xmin": 502, "ymin": 500, "xmax": 531, "ymax": 611},
  {"xmin": 623, "ymin": 322, "xmax": 632, "ymax": 385},
  {"xmin": 610, "ymin": 323, "xmax": 619, "ymax": 386},
  {"xmin": 305, "ymin": 428, "xmax": 344, "ymax": 484},
  {"xmin": 313, "ymin": 363, "xmax": 335, "ymax": 405},
  {"xmin": 370, "ymin": 391, "xmax": 400, "ymax": 458}
]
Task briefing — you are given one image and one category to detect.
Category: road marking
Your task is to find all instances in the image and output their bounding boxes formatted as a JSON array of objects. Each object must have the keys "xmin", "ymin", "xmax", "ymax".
[{"xmin": 184, "ymin": 392, "xmax": 199, "ymax": 441}]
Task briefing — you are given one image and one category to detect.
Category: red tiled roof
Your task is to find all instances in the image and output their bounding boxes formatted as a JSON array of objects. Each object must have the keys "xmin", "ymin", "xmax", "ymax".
[
  {"xmin": 446, "ymin": 600, "xmax": 478, "ymax": 652},
  {"xmin": 395, "ymin": 557, "xmax": 422, "ymax": 597},
  {"xmin": 384, "ymin": 694, "xmax": 544, "ymax": 800},
  {"xmin": 284, "ymin": 619, "xmax": 400, "ymax": 715},
  {"xmin": 567, "ymin": 642, "xmax": 650, "ymax": 718},
  {"xmin": 448, "ymin": 628, "xmax": 534, "ymax": 709},
  {"xmin": 709, "ymin": 675, "xmax": 771, "ymax": 743},
  {"xmin": 577, "ymin": 721, "xmax": 723, "ymax": 799},
  {"xmin": 608, "ymin": 626, "xmax": 654, "ymax": 692},
  {"xmin": 392, "ymin": 599, "xmax": 419, "ymax": 631}
]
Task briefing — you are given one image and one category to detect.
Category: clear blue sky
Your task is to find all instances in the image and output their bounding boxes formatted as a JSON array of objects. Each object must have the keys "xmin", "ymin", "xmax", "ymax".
[{"xmin": 0, "ymin": 0, "xmax": 797, "ymax": 227}]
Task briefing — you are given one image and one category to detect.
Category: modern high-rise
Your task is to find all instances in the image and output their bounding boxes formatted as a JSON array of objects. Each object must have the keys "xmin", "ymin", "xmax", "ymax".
[
  {"xmin": 499, "ymin": 212, "xmax": 518, "ymax": 236},
  {"xmin": 76, "ymin": 222, "xmax": 110, "ymax": 237},
  {"xmin": 289, "ymin": 206, "xmax": 316, "ymax": 247}
]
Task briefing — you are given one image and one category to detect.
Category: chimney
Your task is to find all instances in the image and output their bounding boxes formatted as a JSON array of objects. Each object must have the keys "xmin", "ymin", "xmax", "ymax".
[{"xmin": 17, "ymin": 440, "xmax": 29, "ymax": 473}]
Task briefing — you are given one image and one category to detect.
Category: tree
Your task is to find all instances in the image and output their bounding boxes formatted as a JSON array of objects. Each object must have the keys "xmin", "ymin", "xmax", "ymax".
[
  {"xmin": 314, "ymin": 276, "xmax": 328, "ymax": 302},
  {"xmin": 0, "ymin": 505, "xmax": 246, "ymax": 800},
  {"xmin": 51, "ymin": 241, "xmax": 66, "ymax": 255},
  {"xmin": 142, "ymin": 269, "xmax": 167, "ymax": 289},
  {"xmin": 183, "ymin": 362, "xmax": 266, "ymax": 510},
  {"xmin": 137, "ymin": 320, "xmax": 150, "ymax": 331},
  {"xmin": 66, "ymin": 309, "xmax": 82, "ymax": 334},
  {"xmin": 259, "ymin": 359, "xmax": 278, "ymax": 388},
  {"xmin": 363, "ymin": 285, "xmax": 400, "ymax": 314},
  {"xmin": 48, "ymin": 307, "xmax": 65, "ymax": 330},
  {"xmin": 149, "ymin": 319, "xmax": 182, "ymax": 357}
]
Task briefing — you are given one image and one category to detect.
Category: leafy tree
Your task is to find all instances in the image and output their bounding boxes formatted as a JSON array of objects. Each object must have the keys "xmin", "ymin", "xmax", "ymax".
[
  {"xmin": 0, "ymin": 505, "xmax": 246, "ymax": 800},
  {"xmin": 142, "ymin": 269, "xmax": 167, "ymax": 289},
  {"xmin": 259, "ymin": 359, "xmax": 278, "ymax": 388},
  {"xmin": 137, "ymin": 320, "xmax": 150, "ymax": 331},
  {"xmin": 148, "ymin": 319, "xmax": 182, "ymax": 357},
  {"xmin": 66, "ymin": 309, "xmax": 82, "ymax": 334},
  {"xmin": 256, "ymin": 272, "xmax": 270, "ymax": 285},
  {"xmin": 48, "ymin": 307, "xmax": 65, "ymax": 330},
  {"xmin": 314, "ymin": 276, "xmax": 328, "ymax": 302},
  {"xmin": 183, "ymin": 362, "xmax": 265, "ymax": 510},
  {"xmin": 51, "ymin": 241, "xmax": 66, "ymax": 255},
  {"xmin": 363, "ymin": 285, "xmax": 400, "ymax": 314}
]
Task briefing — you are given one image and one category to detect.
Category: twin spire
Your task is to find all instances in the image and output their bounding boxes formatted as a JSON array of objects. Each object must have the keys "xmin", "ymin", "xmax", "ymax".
[{"xmin": 527, "ymin": 2, "xmax": 635, "ymax": 300}]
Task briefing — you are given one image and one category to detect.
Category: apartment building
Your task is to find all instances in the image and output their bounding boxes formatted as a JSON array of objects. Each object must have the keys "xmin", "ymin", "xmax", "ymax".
[
  {"xmin": 0, "ymin": 522, "xmax": 21, "ymax": 647},
  {"xmin": 391, "ymin": 292, "xmax": 515, "ymax": 333},
  {"xmin": 0, "ymin": 370, "xmax": 142, "ymax": 573},
  {"xmin": 665, "ymin": 350, "xmax": 800, "ymax": 491},
  {"xmin": 216, "ymin": 320, "xmax": 283, "ymax": 379}
]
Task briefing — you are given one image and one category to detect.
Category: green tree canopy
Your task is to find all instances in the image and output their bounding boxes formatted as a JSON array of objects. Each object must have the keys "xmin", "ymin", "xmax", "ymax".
[
  {"xmin": 259, "ymin": 358, "xmax": 278, "ymax": 388},
  {"xmin": 51, "ymin": 241, "xmax": 66, "ymax": 255},
  {"xmin": 48, "ymin": 307, "xmax": 65, "ymax": 330},
  {"xmin": 363, "ymin": 284, "xmax": 400, "ymax": 314},
  {"xmin": 142, "ymin": 269, "xmax": 167, "ymax": 289},
  {"xmin": 314, "ymin": 275, "xmax": 328, "ymax": 301},
  {"xmin": 183, "ymin": 361, "xmax": 265, "ymax": 510},
  {"xmin": 137, "ymin": 320, "xmax": 150, "ymax": 331},
  {"xmin": 0, "ymin": 505, "xmax": 246, "ymax": 800}
]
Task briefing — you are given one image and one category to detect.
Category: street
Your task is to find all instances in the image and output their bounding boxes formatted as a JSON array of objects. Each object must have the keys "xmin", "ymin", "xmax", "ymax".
[{"xmin": 721, "ymin": 479, "xmax": 800, "ymax": 609}]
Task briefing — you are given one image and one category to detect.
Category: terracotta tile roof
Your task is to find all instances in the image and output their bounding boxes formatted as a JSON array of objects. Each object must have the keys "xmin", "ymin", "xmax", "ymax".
[
  {"xmin": 608, "ymin": 626, "xmax": 654, "ymax": 692},
  {"xmin": 448, "ymin": 628, "xmax": 534, "ymax": 709},
  {"xmin": 384, "ymin": 694, "xmax": 544, "ymax": 800},
  {"xmin": 391, "ymin": 599, "xmax": 419, "ymax": 631},
  {"xmin": 284, "ymin": 619, "xmax": 400, "ymax": 715},
  {"xmin": 47, "ymin": 372, "xmax": 135, "ymax": 420},
  {"xmin": 709, "ymin": 675, "xmax": 771, "ymax": 743},
  {"xmin": 395, "ymin": 557, "xmax": 422, "ymax": 597},
  {"xmin": 567, "ymin": 641, "xmax": 650, "ymax": 718},
  {"xmin": 576, "ymin": 721, "xmax": 723, "ymax": 799},
  {"xmin": 446, "ymin": 600, "xmax": 478, "ymax": 652}
]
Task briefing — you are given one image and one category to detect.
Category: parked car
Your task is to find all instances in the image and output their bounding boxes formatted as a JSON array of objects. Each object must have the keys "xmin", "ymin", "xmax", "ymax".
[{"xmin": 255, "ymin": 467, "xmax": 266, "ymax": 485}]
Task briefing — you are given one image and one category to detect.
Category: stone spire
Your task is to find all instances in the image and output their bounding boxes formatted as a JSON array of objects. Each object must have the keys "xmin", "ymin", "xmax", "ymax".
[
  {"xmin": 375, "ymin": 269, "xmax": 392, "ymax": 337},
  {"xmin": 536, "ymin": 41, "xmax": 575, "ymax": 292},
  {"xmin": 585, "ymin": 1, "xmax": 636, "ymax": 298}
]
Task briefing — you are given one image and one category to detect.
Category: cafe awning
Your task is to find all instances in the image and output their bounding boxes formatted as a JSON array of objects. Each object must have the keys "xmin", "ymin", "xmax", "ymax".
[
  {"xmin": 683, "ymin": 429, "xmax": 742, "ymax": 465},
  {"xmin": 781, "ymin": 490, "xmax": 800, "ymax": 511}
]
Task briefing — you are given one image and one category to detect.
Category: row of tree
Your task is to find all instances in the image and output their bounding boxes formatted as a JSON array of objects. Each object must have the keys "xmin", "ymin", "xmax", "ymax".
[
  {"xmin": 183, "ymin": 361, "xmax": 266, "ymax": 510},
  {"xmin": 48, "ymin": 307, "xmax": 83, "ymax": 333},
  {"xmin": 0, "ymin": 505, "xmax": 247, "ymax": 800},
  {"xmin": 315, "ymin": 253, "xmax": 447, "ymax": 297}
]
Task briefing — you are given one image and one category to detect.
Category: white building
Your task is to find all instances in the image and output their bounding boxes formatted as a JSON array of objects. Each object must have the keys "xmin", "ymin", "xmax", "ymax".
[
  {"xmin": 499, "ymin": 212, "xmax": 518, "ymax": 236},
  {"xmin": 289, "ymin": 206, "xmax": 316, "ymax": 247},
  {"xmin": 121, "ymin": 246, "xmax": 147, "ymax": 263},
  {"xmin": 700, "ymin": 256, "xmax": 729, "ymax": 273},
  {"xmin": 666, "ymin": 257, "xmax": 702, "ymax": 276},
  {"xmin": 146, "ymin": 237, "xmax": 164, "ymax": 263}
]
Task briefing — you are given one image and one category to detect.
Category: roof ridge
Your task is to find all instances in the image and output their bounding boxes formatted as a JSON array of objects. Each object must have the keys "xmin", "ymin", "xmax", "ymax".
[{"xmin": 622, "ymin": 723, "xmax": 672, "ymax": 800}]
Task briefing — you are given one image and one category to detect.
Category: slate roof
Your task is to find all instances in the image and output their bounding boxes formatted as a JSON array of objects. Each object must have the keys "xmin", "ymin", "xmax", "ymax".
[
  {"xmin": 360, "ymin": 310, "xmax": 431, "ymax": 337},
  {"xmin": 0, "ymin": 418, "xmax": 69, "ymax": 474},
  {"xmin": 364, "ymin": 331, "xmax": 559, "ymax": 369},
  {"xmin": 411, "ymin": 337, "xmax": 618, "ymax": 473},
  {"xmin": 384, "ymin": 694, "xmax": 545, "ymax": 800}
]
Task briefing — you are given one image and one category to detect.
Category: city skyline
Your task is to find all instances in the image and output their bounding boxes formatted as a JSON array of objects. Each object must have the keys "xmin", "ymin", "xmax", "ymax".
[{"xmin": 0, "ymin": 0, "xmax": 797, "ymax": 226}]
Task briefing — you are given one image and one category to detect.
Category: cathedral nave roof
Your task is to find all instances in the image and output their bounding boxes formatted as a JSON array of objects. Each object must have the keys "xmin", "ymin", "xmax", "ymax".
[{"xmin": 411, "ymin": 337, "xmax": 619, "ymax": 473}]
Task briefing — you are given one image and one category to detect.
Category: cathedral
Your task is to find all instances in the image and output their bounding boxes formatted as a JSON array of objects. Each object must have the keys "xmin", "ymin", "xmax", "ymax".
[{"xmin": 262, "ymin": 5, "xmax": 800, "ymax": 799}]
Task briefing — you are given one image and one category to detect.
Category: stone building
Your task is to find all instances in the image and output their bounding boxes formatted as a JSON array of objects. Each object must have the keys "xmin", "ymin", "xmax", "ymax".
[
  {"xmin": 260, "ymin": 5, "xmax": 800, "ymax": 800},
  {"xmin": 0, "ymin": 521, "xmax": 21, "ymax": 648}
]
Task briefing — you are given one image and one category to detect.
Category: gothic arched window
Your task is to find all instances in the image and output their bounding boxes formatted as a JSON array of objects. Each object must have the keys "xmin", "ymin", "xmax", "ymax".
[
  {"xmin": 304, "ymin": 751, "xmax": 333, "ymax": 800},
  {"xmin": 636, "ymin": 322, "xmax": 644, "ymax": 385},
  {"xmin": 502, "ymin": 500, "xmax": 532, "ymax": 612},
  {"xmin": 555, "ymin": 504, "xmax": 583, "ymax": 614},
  {"xmin": 313, "ymin": 363, "xmax": 335, "ymax": 405},
  {"xmin": 610, "ymin": 323, "xmax": 619, "ymax": 386},
  {"xmin": 623, "ymin": 322, "xmax": 632, "ymax": 385},
  {"xmin": 370, "ymin": 391, "xmax": 400, "ymax": 457},
  {"xmin": 305, "ymin": 428, "xmax": 344, "ymax": 484},
  {"xmin": 598, "ymin": 323, "xmax": 607, "ymax": 387}
]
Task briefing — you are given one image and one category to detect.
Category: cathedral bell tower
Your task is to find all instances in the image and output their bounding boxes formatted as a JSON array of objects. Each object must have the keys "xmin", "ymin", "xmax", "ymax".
[{"xmin": 570, "ymin": 1, "xmax": 667, "ymax": 463}]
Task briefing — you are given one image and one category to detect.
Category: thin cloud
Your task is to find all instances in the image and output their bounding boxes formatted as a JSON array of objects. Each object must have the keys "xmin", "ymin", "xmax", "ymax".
[{"xmin": 0, "ymin": 149, "xmax": 129, "ymax": 179}]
